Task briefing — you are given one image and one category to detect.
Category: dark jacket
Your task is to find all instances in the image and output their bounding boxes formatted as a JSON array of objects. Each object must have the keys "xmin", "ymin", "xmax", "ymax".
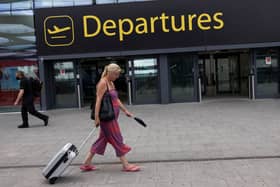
[{"xmin": 20, "ymin": 77, "xmax": 34, "ymax": 105}]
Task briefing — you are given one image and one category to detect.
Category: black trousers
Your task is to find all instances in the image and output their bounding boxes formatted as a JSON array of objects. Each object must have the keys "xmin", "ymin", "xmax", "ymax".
[{"xmin": 21, "ymin": 102, "xmax": 48, "ymax": 126}]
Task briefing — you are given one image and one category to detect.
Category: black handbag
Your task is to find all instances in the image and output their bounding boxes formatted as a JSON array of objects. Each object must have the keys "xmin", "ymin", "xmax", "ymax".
[{"xmin": 90, "ymin": 83, "xmax": 115, "ymax": 121}]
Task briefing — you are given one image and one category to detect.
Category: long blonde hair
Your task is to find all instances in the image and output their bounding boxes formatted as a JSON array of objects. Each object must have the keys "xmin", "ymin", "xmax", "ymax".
[{"xmin": 101, "ymin": 63, "xmax": 121, "ymax": 78}]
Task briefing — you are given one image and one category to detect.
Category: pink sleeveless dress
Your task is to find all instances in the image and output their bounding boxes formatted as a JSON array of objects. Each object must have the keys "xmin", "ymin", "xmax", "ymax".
[{"xmin": 90, "ymin": 89, "xmax": 131, "ymax": 157}]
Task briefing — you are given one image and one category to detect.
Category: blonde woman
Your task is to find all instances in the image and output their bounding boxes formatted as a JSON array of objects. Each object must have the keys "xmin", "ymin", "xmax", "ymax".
[{"xmin": 80, "ymin": 63, "xmax": 140, "ymax": 172}]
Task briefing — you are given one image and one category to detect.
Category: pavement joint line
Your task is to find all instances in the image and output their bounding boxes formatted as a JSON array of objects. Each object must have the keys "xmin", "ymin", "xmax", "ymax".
[
  {"xmin": 1, "ymin": 155, "xmax": 280, "ymax": 170},
  {"xmin": 0, "ymin": 108, "xmax": 81, "ymax": 115},
  {"xmin": 0, "ymin": 111, "xmax": 45, "ymax": 115}
]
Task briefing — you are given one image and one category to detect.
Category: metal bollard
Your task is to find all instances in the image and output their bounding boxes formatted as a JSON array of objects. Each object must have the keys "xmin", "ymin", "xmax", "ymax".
[{"xmin": 198, "ymin": 77, "xmax": 202, "ymax": 102}]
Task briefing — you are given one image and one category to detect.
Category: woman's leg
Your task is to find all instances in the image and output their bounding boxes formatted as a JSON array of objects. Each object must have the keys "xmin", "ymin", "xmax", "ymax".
[
  {"xmin": 80, "ymin": 130, "xmax": 107, "ymax": 171},
  {"xmin": 80, "ymin": 151, "xmax": 97, "ymax": 171},
  {"xmin": 82, "ymin": 134, "xmax": 107, "ymax": 166},
  {"xmin": 119, "ymin": 156, "xmax": 129, "ymax": 168},
  {"xmin": 120, "ymin": 156, "xmax": 140, "ymax": 171},
  {"xmin": 83, "ymin": 151, "xmax": 95, "ymax": 165}
]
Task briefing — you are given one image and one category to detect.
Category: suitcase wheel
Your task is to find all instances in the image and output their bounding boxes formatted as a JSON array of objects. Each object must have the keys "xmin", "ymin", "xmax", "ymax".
[{"xmin": 49, "ymin": 177, "xmax": 58, "ymax": 184}]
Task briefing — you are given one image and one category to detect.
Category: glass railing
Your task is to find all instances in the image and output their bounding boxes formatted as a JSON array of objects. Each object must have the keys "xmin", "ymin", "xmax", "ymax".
[{"xmin": 0, "ymin": 0, "xmax": 152, "ymax": 11}]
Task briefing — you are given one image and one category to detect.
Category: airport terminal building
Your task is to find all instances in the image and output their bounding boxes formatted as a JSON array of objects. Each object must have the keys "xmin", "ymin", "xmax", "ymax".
[{"xmin": 0, "ymin": 0, "xmax": 280, "ymax": 112}]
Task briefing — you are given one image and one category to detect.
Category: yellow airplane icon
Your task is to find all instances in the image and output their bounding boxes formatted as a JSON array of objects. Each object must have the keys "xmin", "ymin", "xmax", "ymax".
[{"xmin": 47, "ymin": 25, "xmax": 71, "ymax": 35}]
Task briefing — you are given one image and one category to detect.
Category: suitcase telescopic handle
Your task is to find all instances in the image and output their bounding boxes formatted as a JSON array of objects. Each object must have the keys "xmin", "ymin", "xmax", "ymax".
[{"xmin": 78, "ymin": 127, "xmax": 98, "ymax": 151}]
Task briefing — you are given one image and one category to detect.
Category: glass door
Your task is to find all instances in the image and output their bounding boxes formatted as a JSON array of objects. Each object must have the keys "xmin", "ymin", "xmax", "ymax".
[
  {"xmin": 216, "ymin": 58, "xmax": 231, "ymax": 92},
  {"xmin": 168, "ymin": 54, "xmax": 195, "ymax": 102},
  {"xmin": 53, "ymin": 61, "xmax": 77, "ymax": 108},
  {"xmin": 130, "ymin": 58, "xmax": 159, "ymax": 104},
  {"xmin": 80, "ymin": 62, "xmax": 97, "ymax": 106},
  {"xmin": 80, "ymin": 59, "xmax": 128, "ymax": 106},
  {"xmin": 216, "ymin": 56, "xmax": 239, "ymax": 94},
  {"xmin": 256, "ymin": 52, "xmax": 279, "ymax": 98},
  {"xmin": 229, "ymin": 56, "xmax": 240, "ymax": 94}
]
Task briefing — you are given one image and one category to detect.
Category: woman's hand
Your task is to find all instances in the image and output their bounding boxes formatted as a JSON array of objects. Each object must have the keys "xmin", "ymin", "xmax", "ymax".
[
  {"xmin": 95, "ymin": 117, "xmax": 100, "ymax": 127},
  {"xmin": 124, "ymin": 110, "xmax": 133, "ymax": 117}
]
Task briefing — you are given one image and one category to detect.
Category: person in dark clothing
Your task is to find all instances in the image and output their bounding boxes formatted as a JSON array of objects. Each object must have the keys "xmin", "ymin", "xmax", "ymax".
[{"xmin": 14, "ymin": 71, "xmax": 49, "ymax": 128}]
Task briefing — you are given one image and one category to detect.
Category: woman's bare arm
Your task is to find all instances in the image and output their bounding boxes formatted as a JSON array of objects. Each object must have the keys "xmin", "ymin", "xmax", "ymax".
[{"xmin": 95, "ymin": 79, "xmax": 107, "ymax": 121}]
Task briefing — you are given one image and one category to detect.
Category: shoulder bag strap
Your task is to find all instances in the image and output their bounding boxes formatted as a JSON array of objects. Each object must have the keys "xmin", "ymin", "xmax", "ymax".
[{"xmin": 104, "ymin": 79, "xmax": 110, "ymax": 92}]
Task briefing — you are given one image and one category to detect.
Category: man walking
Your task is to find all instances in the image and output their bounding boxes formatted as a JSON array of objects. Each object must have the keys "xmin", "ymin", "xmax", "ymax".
[{"xmin": 14, "ymin": 71, "xmax": 49, "ymax": 128}]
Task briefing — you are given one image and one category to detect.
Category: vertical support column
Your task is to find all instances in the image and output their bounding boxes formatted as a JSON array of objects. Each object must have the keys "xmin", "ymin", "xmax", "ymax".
[
  {"xmin": 127, "ymin": 78, "xmax": 132, "ymax": 105},
  {"xmin": 76, "ymin": 74, "xmax": 81, "ymax": 109},
  {"xmin": 38, "ymin": 57, "xmax": 47, "ymax": 110},
  {"xmin": 198, "ymin": 77, "xmax": 202, "ymax": 102},
  {"xmin": 75, "ymin": 61, "xmax": 82, "ymax": 109},
  {"xmin": 248, "ymin": 72, "xmax": 255, "ymax": 100},
  {"xmin": 127, "ymin": 60, "xmax": 133, "ymax": 105},
  {"xmin": 248, "ymin": 72, "xmax": 251, "ymax": 99},
  {"xmin": 192, "ymin": 54, "xmax": 199, "ymax": 102},
  {"xmin": 249, "ymin": 49, "xmax": 256, "ymax": 100},
  {"xmin": 159, "ymin": 55, "xmax": 169, "ymax": 104}
]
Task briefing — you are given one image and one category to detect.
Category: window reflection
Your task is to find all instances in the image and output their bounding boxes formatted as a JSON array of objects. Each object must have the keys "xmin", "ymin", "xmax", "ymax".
[
  {"xmin": 255, "ymin": 49, "xmax": 279, "ymax": 97},
  {"xmin": 0, "ymin": 12, "xmax": 11, "ymax": 15},
  {"xmin": 34, "ymin": 0, "xmax": 94, "ymax": 8},
  {"xmin": 0, "ymin": 3, "xmax": 10, "ymax": 11},
  {"xmin": 0, "ymin": 13, "xmax": 36, "ymax": 59},
  {"xmin": 11, "ymin": 1, "xmax": 32, "ymax": 10},
  {"xmin": 0, "ymin": 37, "xmax": 9, "ymax": 45},
  {"xmin": 134, "ymin": 59, "xmax": 157, "ymax": 76},
  {"xmin": 0, "ymin": 60, "xmax": 39, "ymax": 110},
  {"xmin": 12, "ymin": 10, "xmax": 33, "ymax": 16},
  {"xmin": 1, "ymin": 0, "xmax": 153, "ymax": 9},
  {"xmin": 118, "ymin": 0, "xmax": 148, "ymax": 3},
  {"xmin": 74, "ymin": 0, "xmax": 93, "ymax": 5},
  {"xmin": 53, "ymin": 61, "xmax": 76, "ymax": 107},
  {"xmin": 96, "ymin": 0, "xmax": 117, "ymax": 4},
  {"xmin": 53, "ymin": 0, "xmax": 74, "ymax": 7},
  {"xmin": 54, "ymin": 62, "xmax": 75, "ymax": 80},
  {"xmin": 34, "ymin": 0, "xmax": 52, "ymax": 8},
  {"xmin": 168, "ymin": 54, "xmax": 194, "ymax": 101},
  {"xmin": 133, "ymin": 58, "xmax": 159, "ymax": 103}
]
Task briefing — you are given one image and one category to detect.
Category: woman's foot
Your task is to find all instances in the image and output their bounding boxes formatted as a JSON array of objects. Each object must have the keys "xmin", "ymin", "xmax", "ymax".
[
  {"xmin": 122, "ymin": 164, "xmax": 140, "ymax": 172},
  {"xmin": 80, "ymin": 164, "xmax": 97, "ymax": 172}
]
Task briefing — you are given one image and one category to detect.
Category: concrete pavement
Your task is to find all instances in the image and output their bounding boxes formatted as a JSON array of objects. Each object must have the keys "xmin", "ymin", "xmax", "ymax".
[
  {"xmin": 1, "ymin": 159, "xmax": 280, "ymax": 186},
  {"xmin": 1, "ymin": 98, "xmax": 280, "ymax": 186}
]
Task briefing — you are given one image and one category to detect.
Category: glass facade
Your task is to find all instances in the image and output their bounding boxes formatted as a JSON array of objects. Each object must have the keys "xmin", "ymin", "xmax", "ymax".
[
  {"xmin": 1, "ymin": 1, "xmax": 280, "ymax": 112},
  {"xmin": 34, "ymin": 0, "xmax": 150, "ymax": 8},
  {"xmin": 96, "ymin": 0, "xmax": 150, "ymax": 4},
  {"xmin": 79, "ymin": 59, "xmax": 128, "ymax": 106},
  {"xmin": 168, "ymin": 54, "xmax": 195, "ymax": 102},
  {"xmin": 0, "ymin": 0, "xmax": 154, "ymax": 112},
  {"xmin": 0, "ymin": 1, "xmax": 38, "ymax": 112},
  {"xmin": 256, "ymin": 48, "xmax": 280, "ymax": 98},
  {"xmin": 34, "ymin": 0, "xmax": 93, "ymax": 8},
  {"xmin": 53, "ymin": 61, "xmax": 77, "ymax": 108},
  {"xmin": 216, "ymin": 56, "xmax": 239, "ymax": 93},
  {"xmin": 0, "ymin": 0, "xmax": 151, "ymax": 11},
  {"xmin": 0, "ymin": 60, "xmax": 39, "ymax": 112},
  {"xmin": 130, "ymin": 58, "xmax": 159, "ymax": 104}
]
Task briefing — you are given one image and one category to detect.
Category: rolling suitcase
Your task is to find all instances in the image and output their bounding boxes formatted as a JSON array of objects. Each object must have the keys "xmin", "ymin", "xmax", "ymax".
[{"xmin": 42, "ymin": 128, "xmax": 97, "ymax": 184}]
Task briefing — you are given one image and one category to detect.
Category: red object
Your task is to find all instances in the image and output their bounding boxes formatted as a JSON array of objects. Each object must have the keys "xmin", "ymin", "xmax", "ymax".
[
  {"xmin": 0, "ymin": 90, "xmax": 40, "ymax": 106},
  {"xmin": 0, "ymin": 60, "xmax": 37, "ymax": 68},
  {"xmin": 122, "ymin": 164, "xmax": 141, "ymax": 172},
  {"xmin": 79, "ymin": 165, "xmax": 97, "ymax": 172},
  {"xmin": 0, "ymin": 59, "xmax": 39, "ymax": 106}
]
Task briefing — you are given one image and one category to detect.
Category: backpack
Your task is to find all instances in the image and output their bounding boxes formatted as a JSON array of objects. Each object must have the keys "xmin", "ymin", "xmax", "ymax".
[{"xmin": 30, "ymin": 78, "xmax": 43, "ymax": 97}]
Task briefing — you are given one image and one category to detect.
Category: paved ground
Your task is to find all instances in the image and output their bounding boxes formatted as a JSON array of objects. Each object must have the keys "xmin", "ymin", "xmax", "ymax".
[
  {"xmin": 1, "ymin": 159, "xmax": 280, "ymax": 187},
  {"xmin": 1, "ymin": 98, "xmax": 280, "ymax": 186}
]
